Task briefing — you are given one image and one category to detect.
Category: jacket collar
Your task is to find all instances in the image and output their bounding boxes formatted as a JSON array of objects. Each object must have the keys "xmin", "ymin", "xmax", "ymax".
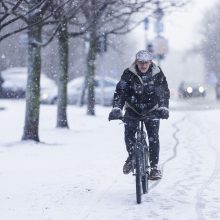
[{"xmin": 128, "ymin": 62, "xmax": 160, "ymax": 84}]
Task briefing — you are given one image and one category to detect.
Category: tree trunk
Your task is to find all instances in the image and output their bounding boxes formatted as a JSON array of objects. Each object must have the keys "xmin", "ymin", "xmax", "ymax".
[
  {"xmin": 86, "ymin": 29, "xmax": 97, "ymax": 116},
  {"xmin": 79, "ymin": 77, "xmax": 87, "ymax": 106},
  {"xmin": 22, "ymin": 13, "xmax": 42, "ymax": 141},
  {"xmin": 56, "ymin": 20, "xmax": 69, "ymax": 128}
]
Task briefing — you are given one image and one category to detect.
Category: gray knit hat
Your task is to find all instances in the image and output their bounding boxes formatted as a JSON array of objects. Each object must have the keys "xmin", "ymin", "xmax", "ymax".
[{"xmin": 136, "ymin": 50, "xmax": 153, "ymax": 62}]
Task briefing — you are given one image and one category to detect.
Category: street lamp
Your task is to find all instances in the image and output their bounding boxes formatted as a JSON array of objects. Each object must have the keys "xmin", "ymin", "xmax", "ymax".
[
  {"xmin": 144, "ymin": 0, "xmax": 186, "ymax": 65},
  {"xmin": 151, "ymin": 0, "xmax": 169, "ymax": 66}
]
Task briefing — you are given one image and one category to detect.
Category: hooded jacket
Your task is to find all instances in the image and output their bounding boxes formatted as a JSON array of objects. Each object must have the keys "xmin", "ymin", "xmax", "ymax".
[{"xmin": 113, "ymin": 62, "xmax": 170, "ymax": 116}]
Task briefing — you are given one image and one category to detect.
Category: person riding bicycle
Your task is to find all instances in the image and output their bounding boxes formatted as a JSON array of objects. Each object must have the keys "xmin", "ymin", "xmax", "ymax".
[{"xmin": 108, "ymin": 50, "xmax": 170, "ymax": 180}]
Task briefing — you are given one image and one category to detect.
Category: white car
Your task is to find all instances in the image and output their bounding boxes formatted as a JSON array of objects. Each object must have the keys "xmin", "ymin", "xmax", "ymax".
[
  {"xmin": 68, "ymin": 76, "xmax": 117, "ymax": 106},
  {"xmin": 40, "ymin": 76, "xmax": 117, "ymax": 106},
  {"xmin": 1, "ymin": 67, "xmax": 56, "ymax": 99}
]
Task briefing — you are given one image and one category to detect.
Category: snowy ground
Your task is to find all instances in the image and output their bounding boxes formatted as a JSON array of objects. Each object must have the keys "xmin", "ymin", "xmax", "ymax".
[{"xmin": 0, "ymin": 99, "xmax": 220, "ymax": 220}]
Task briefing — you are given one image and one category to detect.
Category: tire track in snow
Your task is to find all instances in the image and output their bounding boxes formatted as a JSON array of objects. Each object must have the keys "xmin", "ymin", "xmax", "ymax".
[
  {"xmin": 83, "ymin": 115, "xmax": 186, "ymax": 219},
  {"xmin": 149, "ymin": 116, "xmax": 186, "ymax": 190},
  {"xmin": 82, "ymin": 116, "xmax": 187, "ymax": 219},
  {"xmin": 192, "ymin": 119, "xmax": 220, "ymax": 220},
  {"xmin": 195, "ymin": 151, "xmax": 220, "ymax": 220}
]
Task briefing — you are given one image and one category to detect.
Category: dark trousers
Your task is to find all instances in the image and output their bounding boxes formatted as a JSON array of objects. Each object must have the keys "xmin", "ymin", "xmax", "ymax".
[{"xmin": 124, "ymin": 117, "xmax": 160, "ymax": 168}]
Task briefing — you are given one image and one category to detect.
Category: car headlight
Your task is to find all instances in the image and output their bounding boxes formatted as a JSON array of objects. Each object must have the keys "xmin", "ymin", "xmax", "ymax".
[
  {"xmin": 41, "ymin": 93, "xmax": 49, "ymax": 100},
  {"xmin": 187, "ymin": 87, "xmax": 193, "ymax": 93},
  {"xmin": 198, "ymin": 86, "xmax": 204, "ymax": 93}
]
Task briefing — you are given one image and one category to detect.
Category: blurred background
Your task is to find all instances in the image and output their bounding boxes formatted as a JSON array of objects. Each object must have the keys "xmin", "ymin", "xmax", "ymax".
[
  {"xmin": 1, "ymin": 0, "xmax": 220, "ymax": 100},
  {"xmin": 1, "ymin": 0, "xmax": 220, "ymax": 140}
]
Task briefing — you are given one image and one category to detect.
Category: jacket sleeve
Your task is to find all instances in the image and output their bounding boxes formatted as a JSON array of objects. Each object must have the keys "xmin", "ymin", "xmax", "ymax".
[
  {"xmin": 155, "ymin": 68, "xmax": 170, "ymax": 108},
  {"xmin": 112, "ymin": 69, "xmax": 131, "ymax": 109}
]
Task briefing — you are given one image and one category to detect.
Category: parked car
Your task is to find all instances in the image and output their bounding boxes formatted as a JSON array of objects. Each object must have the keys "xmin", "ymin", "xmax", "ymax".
[
  {"xmin": 178, "ymin": 81, "xmax": 206, "ymax": 98},
  {"xmin": 0, "ymin": 67, "xmax": 56, "ymax": 99},
  {"xmin": 40, "ymin": 87, "xmax": 58, "ymax": 104},
  {"xmin": 40, "ymin": 76, "xmax": 117, "ymax": 106}
]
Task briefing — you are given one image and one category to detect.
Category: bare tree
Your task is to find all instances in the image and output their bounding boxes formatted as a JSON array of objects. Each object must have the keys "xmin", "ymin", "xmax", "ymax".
[
  {"xmin": 48, "ymin": 0, "xmax": 88, "ymax": 128},
  {"xmin": 21, "ymin": 0, "xmax": 55, "ymax": 141},
  {"xmin": 1, "ymin": 0, "xmax": 69, "ymax": 141},
  {"xmin": 0, "ymin": 0, "xmax": 25, "ymax": 40},
  {"xmin": 22, "ymin": 0, "xmax": 87, "ymax": 139},
  {"xmin": 200, "ymin": 4, "xmax": 220, "ymax": 76},
  {"xmin": 0, "ymin": 0, "xmax": 51, "ymax": 42}
]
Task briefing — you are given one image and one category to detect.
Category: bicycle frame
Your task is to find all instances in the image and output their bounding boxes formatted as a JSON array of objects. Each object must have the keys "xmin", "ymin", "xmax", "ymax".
[
  {"xmin": 131, "ymin": 120, "xmax": 149, "ymax": 204},
  {"xmin": 112, "ymin": 114, "xmax": 158, "ymax": 204}
]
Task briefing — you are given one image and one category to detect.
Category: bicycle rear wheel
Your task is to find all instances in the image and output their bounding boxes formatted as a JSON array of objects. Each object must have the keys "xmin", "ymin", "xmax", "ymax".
[
  {"xmin": 142, "ymin": 175, "xmax": 147, "ymax": 194},
  {"xmin": 135, "ymin": 150, "xmax": 142, "ymax": 204}
]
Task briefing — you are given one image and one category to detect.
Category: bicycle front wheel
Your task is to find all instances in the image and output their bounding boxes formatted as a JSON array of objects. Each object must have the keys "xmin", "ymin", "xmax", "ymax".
[
  {"xmin": 142, "ymin": 149, "xmax": 149, "ymax": 194},
  {"xmin": 135, "ymin": 150, "xmax": 142, "ymax": 204}
]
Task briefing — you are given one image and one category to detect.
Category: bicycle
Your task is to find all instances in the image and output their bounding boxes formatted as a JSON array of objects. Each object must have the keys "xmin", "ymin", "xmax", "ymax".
[
  {"xmin": 121, "ymin": 115, "xmax": 152, "ymax": 204},
  {"xmin": 110, "ymin": 113, "xmax": 160, "ymax": 204}
]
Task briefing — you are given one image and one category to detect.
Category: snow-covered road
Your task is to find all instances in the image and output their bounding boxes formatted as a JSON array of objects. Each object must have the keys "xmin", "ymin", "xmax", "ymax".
[{"xmin": 0, "ymin": 100, "xmax": 220, "ymax": 220}]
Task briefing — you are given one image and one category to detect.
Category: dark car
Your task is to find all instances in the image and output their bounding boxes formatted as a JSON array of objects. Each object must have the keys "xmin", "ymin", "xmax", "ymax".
[
  {"xmin": 178, "ymin": 81, "xmax": 206, "ymax": 98},
  {"xmin": 216, "ymin": 82, "xmax": 220, "ymax": 100},
  {"xmin": 0, "ymin": 72, "xmax": 4, "ymax": 91}
]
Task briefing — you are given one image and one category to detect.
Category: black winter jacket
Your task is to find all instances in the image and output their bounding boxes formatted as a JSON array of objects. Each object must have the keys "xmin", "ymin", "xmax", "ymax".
[{"xmin": 113, "ymin": 62, "xmax": 170, "ymax": 116}]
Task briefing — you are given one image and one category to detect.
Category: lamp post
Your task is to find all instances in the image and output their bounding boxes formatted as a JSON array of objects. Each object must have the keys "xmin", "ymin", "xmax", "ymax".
[
  {"xmin": 154, "ymin": 1, "xmax": 164, "ymax": 66},
  {"xmin": 145, "ymin": 0, "xmax": 183, "ymax": 66},
  {"xmin": 145, "ymin": 0, "xmax": 186, "ymax": 65},
  {"xmin": 143, "ymin": 0, "xmax": 168, "ymax": 66}
]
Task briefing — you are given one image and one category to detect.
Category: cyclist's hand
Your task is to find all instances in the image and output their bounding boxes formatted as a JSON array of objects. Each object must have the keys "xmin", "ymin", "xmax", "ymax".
[
  {"xmin": 157, "ymin": 107, "xmax": 169, "ymax": 119},
  {"xmin": 108, "ymin": 107, "xmax": 122, "ymax": 121}
]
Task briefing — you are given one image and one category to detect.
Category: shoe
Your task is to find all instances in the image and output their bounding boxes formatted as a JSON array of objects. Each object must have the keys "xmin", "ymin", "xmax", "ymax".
[
  {"xmin": 149, "ymin": 167, "xmax": 162, "ymax": 180},
  {"xmin": 123, "ymin": 157, "xmax": 132, "ymax": 174}
]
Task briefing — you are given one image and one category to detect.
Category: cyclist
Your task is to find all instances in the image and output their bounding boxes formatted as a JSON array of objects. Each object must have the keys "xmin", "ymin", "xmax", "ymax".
[{"xmin": 108, "ymin": 50, "xmax": 170, "ymax": 180}]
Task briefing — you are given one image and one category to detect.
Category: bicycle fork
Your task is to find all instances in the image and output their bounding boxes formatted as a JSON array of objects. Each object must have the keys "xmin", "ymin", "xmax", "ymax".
[{"xmin": 133, "ymin": 121, "xmax": 149, "ymax": 176}]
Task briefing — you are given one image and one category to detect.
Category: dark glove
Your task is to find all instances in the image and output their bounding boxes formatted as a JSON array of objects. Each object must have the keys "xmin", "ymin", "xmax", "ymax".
[
  {"xmin": 108, "ymin": 107, "xmax": 122, "ymax": 121},
  {"xmin": 157, "ymin": 107, "xmax": 169, "ymax": 119}
]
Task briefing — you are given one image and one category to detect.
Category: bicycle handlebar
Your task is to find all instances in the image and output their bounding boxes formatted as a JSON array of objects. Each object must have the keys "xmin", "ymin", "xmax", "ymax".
[
  {"xmin": 109, "ymin": 113, "xmax": 160, "ymax": 122},
  {"xmin": 122, "ymin": 114, "xmax": 159, "ymax": 122}
]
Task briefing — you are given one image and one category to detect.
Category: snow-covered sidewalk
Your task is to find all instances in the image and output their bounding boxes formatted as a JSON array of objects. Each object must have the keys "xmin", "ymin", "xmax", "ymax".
[{"xmin": 0, "ymin": 100, "xmax": 220, "ymax": 220}]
